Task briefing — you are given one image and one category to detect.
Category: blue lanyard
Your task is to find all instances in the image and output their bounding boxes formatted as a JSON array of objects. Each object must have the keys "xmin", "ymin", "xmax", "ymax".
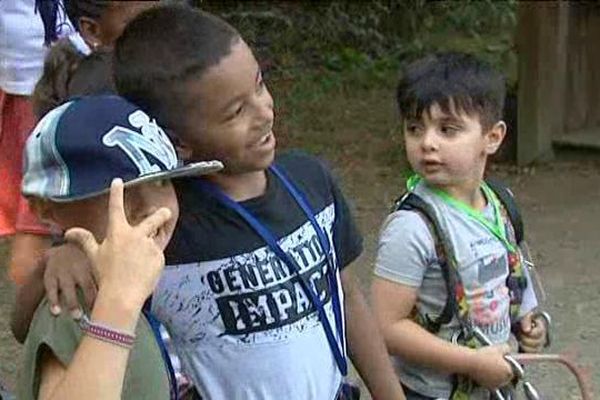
[
  {"xmin": 143, "ymin": 303, "xmax": 179, "ymax": 400},
  {"xmin": 194, "ymin": 164, "xmax": 348, "ymax": 376}
]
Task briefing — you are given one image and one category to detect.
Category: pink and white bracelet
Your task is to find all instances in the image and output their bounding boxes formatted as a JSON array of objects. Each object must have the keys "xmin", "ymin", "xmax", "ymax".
[{"xmin": 78, "ymin": 314, "xmax": 136, "ymax": 349}]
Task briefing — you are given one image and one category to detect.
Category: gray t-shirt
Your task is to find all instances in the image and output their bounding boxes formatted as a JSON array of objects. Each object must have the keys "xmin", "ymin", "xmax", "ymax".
[
  {"xmin": 374, "ymin": 182, "xmax": 537, "ymax": 399},
  {"xmin": 17, "ymin": 299, "xmax": 171, "ymax": 400}
]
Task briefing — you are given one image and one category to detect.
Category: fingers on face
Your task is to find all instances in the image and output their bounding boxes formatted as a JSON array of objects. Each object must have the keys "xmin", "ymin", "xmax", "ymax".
[
  {"xmin": 137, "ymin": 207, "xmax": 173, "ymax": 237},
  {"xmin": 108, "ymin": 178, "xmax": 127, "ymax": 231},
  {"xmin": 107, "ymin": 179, "xmax": 173, "ymax": 238}
]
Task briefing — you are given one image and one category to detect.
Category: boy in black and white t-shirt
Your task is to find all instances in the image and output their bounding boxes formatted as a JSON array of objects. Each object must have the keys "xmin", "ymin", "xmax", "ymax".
[
  {"xmin": 107, "ymin": 8, "xmax": 404, "ymax": 398},
  {"xmin": 158, "ymin": 151, "xmax": 364, "ymax": 399}
]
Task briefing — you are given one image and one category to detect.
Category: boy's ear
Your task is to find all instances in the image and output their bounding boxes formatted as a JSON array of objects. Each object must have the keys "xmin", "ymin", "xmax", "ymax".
[
  {"xmin": 78, "ymin": 17, "xmax": 102, "ymax": 50},
  {"xmin": 484, "ymin": 121, "xmax": 507, "ymax": 155}
]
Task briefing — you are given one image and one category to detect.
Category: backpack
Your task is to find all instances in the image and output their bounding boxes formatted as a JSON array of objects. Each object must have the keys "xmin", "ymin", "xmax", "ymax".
[{"xmin": 393, "ymin": 178, "xmax": 526, "ymax": 335}]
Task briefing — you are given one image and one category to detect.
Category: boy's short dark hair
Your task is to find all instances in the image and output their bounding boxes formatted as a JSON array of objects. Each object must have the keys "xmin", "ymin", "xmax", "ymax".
[
  {"xmin": 396, "ymin": 52, "xmax": 506, "ymax": 130},
  {"xmin": 113, "ymin": 5, "xmax": 240, "ymax": 135}
]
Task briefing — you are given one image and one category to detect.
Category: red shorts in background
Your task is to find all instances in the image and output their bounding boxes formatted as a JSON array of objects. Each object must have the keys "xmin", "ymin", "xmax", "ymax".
[{"xmin": 0, "ymin": 88, "xmax": 51, "ymax": 237}]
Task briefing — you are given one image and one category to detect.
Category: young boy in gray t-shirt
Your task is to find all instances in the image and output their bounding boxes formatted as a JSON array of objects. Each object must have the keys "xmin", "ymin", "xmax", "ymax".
[{"xmin": 371, "ymin": 53, "xmax": 549, "ymax": 400}]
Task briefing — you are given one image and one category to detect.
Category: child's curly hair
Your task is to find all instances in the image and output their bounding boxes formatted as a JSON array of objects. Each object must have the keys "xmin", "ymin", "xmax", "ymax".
[
  {"xmin": 31, "ymin": 39, "xmax": 86, "ymax": 119},
  {"xmin": 32, "ymin": 40, "xmax": 114, "ymax": 119}
]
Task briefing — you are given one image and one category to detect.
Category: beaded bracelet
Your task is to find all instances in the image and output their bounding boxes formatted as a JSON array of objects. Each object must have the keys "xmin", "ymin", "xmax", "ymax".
[{"xmin": 78, "ymin": 314, "xmax": 136, "ymax": 349}]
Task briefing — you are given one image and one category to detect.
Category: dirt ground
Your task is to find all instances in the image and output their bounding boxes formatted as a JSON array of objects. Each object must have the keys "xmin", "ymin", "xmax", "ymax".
[{"xmin": 1, "ymin": 156, "xmax": 599, "ymax": 399}]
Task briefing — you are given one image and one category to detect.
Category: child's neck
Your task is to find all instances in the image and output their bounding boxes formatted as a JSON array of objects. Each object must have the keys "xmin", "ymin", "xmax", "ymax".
[
  {"xmin": 208, "ymin": 170, "xmax": 268, "ymax": 201},
  {"xmin": 435, "ymin": 179, "xmax": 487, "ymax": 211}
]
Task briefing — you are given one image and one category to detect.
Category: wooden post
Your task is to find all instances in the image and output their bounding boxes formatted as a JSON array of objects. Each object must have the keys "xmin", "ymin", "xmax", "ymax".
[
  {"xmin": 516, "ymin": 2, "xmax": 569, "ymax": 164},
  {"xmin": 564, "ymin": 4, "xmax": 600, "ymax": 133}
]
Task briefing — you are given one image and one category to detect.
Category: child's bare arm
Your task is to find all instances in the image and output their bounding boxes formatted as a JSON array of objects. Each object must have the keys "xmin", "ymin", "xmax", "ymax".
[
  {"xmin": 341, "ymin": 269, "xmax": 406, "ymax": 400},
  {"xmin": 371, "ymin": 277, "xmax": 514, "ymax": 390}
]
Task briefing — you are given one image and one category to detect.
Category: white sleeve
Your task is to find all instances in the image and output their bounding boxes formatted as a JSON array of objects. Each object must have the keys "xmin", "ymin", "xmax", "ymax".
[{"xmin": 373, "ymin": 210, "xmax": 437, "ymax": 288}]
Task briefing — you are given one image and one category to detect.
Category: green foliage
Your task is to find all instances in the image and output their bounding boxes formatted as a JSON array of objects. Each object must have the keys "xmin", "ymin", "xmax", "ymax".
[
  {"xmin": 195, "ymin": 0, "xmax": 517, "ymax": 168},
  {"xmin": 197, "ymin": 1, "xmax": 517, "ymax": 86}
]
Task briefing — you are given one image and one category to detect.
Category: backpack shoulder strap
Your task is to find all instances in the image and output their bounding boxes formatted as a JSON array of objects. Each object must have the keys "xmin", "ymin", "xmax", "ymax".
[
  {"xmin": 485, "ymin": 177, "xmax": 524, "ymax": 244},
  {"xmin": 394, "ymin": 193, "xmax": 458, "ymax": 333}
]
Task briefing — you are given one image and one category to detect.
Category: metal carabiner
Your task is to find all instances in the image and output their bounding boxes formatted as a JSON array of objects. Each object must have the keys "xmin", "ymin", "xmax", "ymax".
[
  {"xmin": 523, "ymin": 381, "xmax": 541, "ymax": 400},
  {"xmin": 532, "ymin": 311, "xmax": 552, "ymax": 348}
]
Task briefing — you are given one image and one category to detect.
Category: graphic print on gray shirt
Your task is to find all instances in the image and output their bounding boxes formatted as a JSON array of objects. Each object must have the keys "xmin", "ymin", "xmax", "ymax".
[
  {"xmin": 152, "ymin": 152, "xmax": 363, "ymax": 400},
  {"xmin": 154, "ymin": 205, "xmax": 343, "ymax": 400},
  {"xmin": 374, "ymin": 182, "xmax": 537, "ymax": 399}
]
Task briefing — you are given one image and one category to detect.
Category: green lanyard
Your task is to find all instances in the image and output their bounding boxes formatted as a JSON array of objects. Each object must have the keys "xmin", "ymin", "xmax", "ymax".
[{"xmin": 406, "ymin": 175, "xmax": 516, "ymax": 253}]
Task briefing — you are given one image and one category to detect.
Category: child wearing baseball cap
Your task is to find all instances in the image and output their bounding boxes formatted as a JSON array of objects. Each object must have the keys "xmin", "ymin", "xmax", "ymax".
[
  {"xmin": 16, "ymin": 94, "xmax": 221, "ymax": 400},
  {"xmin": 4, "ymin": 0, "xmax": 156, "ymax": 286}
]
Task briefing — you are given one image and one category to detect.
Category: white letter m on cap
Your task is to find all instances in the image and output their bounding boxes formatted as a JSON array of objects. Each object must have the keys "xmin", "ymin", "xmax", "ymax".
[{"xmin": 102, "ymin": 110, "xmax": 178, "ymax": 174}]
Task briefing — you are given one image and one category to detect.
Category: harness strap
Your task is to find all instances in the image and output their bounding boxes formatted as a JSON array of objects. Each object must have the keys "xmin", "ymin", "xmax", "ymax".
[
  {"xmin": 485, "ymin": 178, "xmax": 524, "ymax": 245},
  {"xmin": 142, "ymin": 300, "xmax": 179, "ymax": 400},
  {"xmin": 193, "ymin": 165, "xmax": 348, "ymax": 376},
  {"xmin": 396, "ymin": 194, "xmax": 454, "ymax": 331},
  {"xmin": 394, "ymin": 193, "xmax": 470, "ymax": 334},
  {"xmin": 394, "ymin": 178, "xmax": 525, "ymax": 334}
]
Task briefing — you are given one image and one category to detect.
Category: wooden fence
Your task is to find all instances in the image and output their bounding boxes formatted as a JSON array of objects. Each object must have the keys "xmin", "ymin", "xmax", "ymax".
[{"xmin": 517, "ymin": 2, "xmax": 600, "ymax": 164}]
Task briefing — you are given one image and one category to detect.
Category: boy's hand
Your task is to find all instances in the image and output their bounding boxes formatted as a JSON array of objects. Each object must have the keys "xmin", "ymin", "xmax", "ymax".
[
  {"xmin": 468, "ymin": 344, "xmax": 514, "ymax": 390},
  {"xmin": 518, "ymin": 312, "xmax": 547, "ymax": 353},
  {"xmin": 44, "ymin": 244, "xmax": 96, "ymax": 318},
  {"xmin": 65, "ymin": 179, "xmax": 172, "ymax": 310}
]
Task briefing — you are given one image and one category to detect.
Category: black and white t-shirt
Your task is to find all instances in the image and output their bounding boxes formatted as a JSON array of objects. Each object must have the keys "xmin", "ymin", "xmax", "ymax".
[{"xmin": 153, "ymin": 151, "xmax": 363, "ymax": 400}]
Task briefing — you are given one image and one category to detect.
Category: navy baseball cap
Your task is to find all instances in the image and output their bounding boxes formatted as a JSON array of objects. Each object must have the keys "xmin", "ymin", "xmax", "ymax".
[{"xmin": 22, "ymin": 95, "xmax": 223, "ymax": 202}]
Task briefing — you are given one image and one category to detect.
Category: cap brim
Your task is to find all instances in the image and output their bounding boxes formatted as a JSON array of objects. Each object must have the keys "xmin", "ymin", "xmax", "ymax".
[
  {"xmin": 49, "ymin": 160, "xmax": 223, "ymax": 202},
  {"xmin": 124, "ymin": 160, "xmax": 224, "ymax": 186}
]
